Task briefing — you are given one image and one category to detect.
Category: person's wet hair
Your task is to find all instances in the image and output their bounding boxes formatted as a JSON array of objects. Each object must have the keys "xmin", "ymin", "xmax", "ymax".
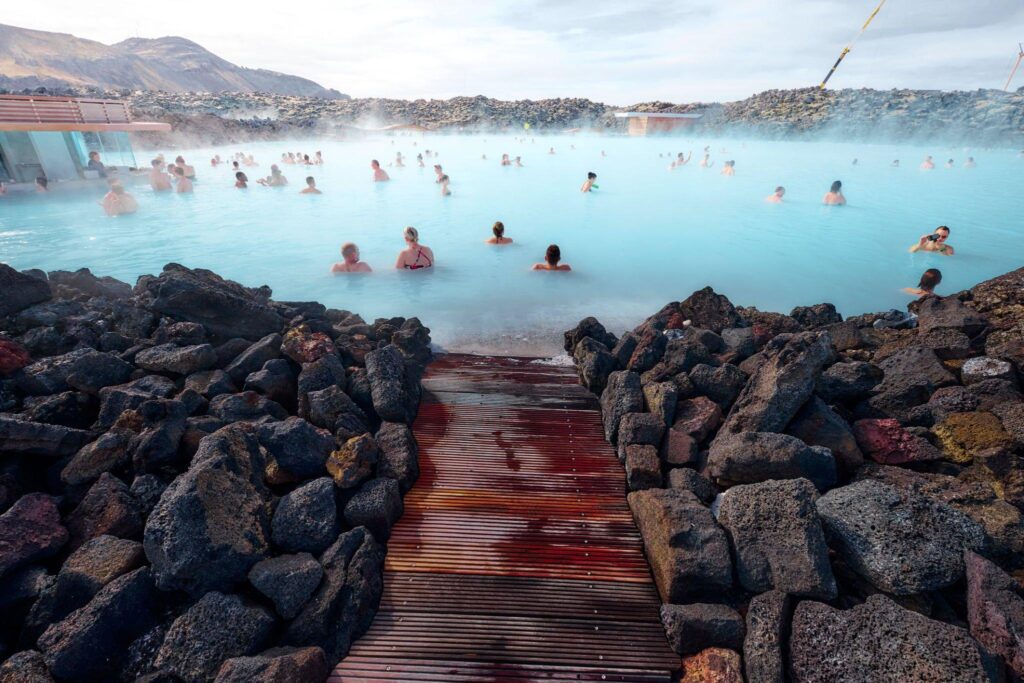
[
  {"xmin": 775, "ymin": 186, "xmax": 785, "ymax": 193},
  {"xmin": 371, "ymin": 159, "xmax": 379, "ymax": 166},
  {"xmin": 306, "ymin": 176, "xmax": 315, "ymax": 185},
  {"xmin": 587, "ymin": 172, "xmax": 597, "ymax": 180},
  {"xmin": 936, "ymin": 225, "xmax": 950, "ymax": 235},
  {"xmin": 175, "ymin": 156, "xmax": 185, "ymax": 164},
  {"xmin": 342, "ymin": 242, "xmax": 358, "ymax": 258},
  {"xmin": 830, "ymin": 180, "xmax": 842, "ymax": 192},
  {"xmin": 36, "ymin": 176, "xmax": 47, "ymax": 188},
  {"xmin": 493, "ymin": 221, "xmax": 505, "ymax": 238},
  {"xmin": 546, "ymin": 244, "xmax": 561, "ymax": 265},
  {"xmin": 235, "ymin": 172, "xmax": 246, "ymax": 181},
  {"xmin": 404, "ymin": 226, "xmax": 419, "ymax": 243},
  {"xmin": 919, "ymin": 268, "xmax": 942, "ymax": 291},
  {"xmin": 173, "ymin": 166, "xmax": 184, "ymax": 176},
  {"xmin": 151, "ymin": 159, "xmax": 162, "ymax": 168}
]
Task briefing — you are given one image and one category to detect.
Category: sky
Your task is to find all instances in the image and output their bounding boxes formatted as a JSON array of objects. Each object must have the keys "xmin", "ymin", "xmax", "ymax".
[{"xmin": 5, "ymin": 0, "xmax": 1024, "ymax": 103}]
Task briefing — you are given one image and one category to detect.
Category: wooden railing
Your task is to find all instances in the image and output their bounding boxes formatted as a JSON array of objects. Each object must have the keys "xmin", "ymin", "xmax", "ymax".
[{"xmin": 0, "ymin": 95, "xmax": 132, "ymax": 125}]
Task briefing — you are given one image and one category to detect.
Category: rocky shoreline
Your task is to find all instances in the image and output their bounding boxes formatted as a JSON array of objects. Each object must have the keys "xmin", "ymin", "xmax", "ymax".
[
  {"xmin": 564, "ymin": 266, "xmax": 1024, "ymax": 681},
  {"xmin": 0, "ymin": 263, "xmax": 431, "ymax": 681},
  {"xmin": 6, "ymin": 84, "xmax": 1022, "ymax": 147}
]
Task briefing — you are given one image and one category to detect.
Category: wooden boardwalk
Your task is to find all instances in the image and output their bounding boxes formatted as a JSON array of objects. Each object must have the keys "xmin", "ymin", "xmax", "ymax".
[{"xmin": 332, "ymin": 354, "xmax": 679, "ymax": 682}]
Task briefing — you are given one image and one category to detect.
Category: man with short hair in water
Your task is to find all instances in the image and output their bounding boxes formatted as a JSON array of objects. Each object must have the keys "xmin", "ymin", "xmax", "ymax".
[
  {"xmin": 149, "ymin": 159, "xmax": 172, "ymax": 192},
  {"xmin": 174, "ymin": 156, "xmax": 196, "ymax": 178},
  {"xmin": 395, "ymin": 226, "xmax": 434, "ymax": 269},
  {"xmin": 823, "ymin": 180, "xmax": 846, "ymax": 205},
  {"xmin": 235, "ymin": 172, "xmax": 248, "ymax": 189},
  {"xmin": 765, "ymin": 186, "xmax": 785, "ymax": 203},
  {"xmin": 671, "ymin": 151, "xmax": 692, "ymax": 168},
  {"xmin": 580, "ymin": 172, "xmax": 597, "ymax": 192},
  {"xmin": 372, "ymin": 160, "xmax": 390, "ymax": 182},
  {"xmin": 533, "ymin": 244, "xmax": 571, "ymax": 271},
  {"xmin": 963, "ymin": 157, "xmax": 976, "ymax": 168},
  {"xmin": 439, "ymin": 175, "xmax": 451, "ymax": 196},
  {"xmin": 101, "ymin": 182, "xmax": 138, "ymax": 216},
  {"xmin": 332, "ymin": 243, "xmax": 372, "ymax": 273},
  {"xmin": 920, "ymin": 155, "xmax": 935, "ymax": 170},
  {"xmin": 433, "ymin": 164, "xmax": 443, "ymax": 183},
  {"xmin": 909, "ymin": 226, "xmax": 955, "ymax": 256},
  {"xmin": 172, "ymin": 167, "xmax": 193, "ymax": 193},
  {"xmin": 301, "ymin": 176, "xmax": 321, "ymax": 194}
]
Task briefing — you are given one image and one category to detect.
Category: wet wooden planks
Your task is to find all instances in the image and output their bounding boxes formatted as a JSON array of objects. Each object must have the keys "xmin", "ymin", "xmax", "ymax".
[{"xmin": 332, "ymin": 355, "xmax": 678, "ymax": 682}]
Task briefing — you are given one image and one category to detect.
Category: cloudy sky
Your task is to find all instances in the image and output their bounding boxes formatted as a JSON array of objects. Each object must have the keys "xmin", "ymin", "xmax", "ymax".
[{"xmin": 6, "ymin": 0, "xmax": 1024, "ymax": 103}]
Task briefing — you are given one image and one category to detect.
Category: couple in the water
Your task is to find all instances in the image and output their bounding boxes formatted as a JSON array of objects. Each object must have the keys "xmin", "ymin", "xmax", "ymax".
[
  {"xmin": 331, "ymin": 226, "xmax": 433, "ymax": 273},
  {"xmin": 483, "ymin": 222, "xmax": 570, "ymax": 270}
]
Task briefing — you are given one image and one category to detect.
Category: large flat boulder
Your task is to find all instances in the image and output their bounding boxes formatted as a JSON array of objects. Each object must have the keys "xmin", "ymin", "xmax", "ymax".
[
  {"xmin": 789, "ymin": 594, "xmax": 993, "ymax": 682},
  {"xmin": 0, "ymin": 415, "xmax": 94, "ymax": 457},
  {"xmin": 138, "ymin": 264, "xmax": 285, "ymax": 340},
  {"xmin": 719, "ymin": 331, "xmax": 834, "ymax": 436},
  {"xmin": 144, "ymin": 425, "xmax": 272, "ymax": 595},
  {"xmin": 717, "ymin": 478, "xmax": 836, "ymax": 599},
  {"xmin": 213, "ymin": 646, "xmax": 328, "ymax": 683},
  {"xmin": 0, "ymin": 264, "xmax": 51, "ymax": 317},
  {"xmin": 627, "ymin": 489, "xmax": 732, "ymax": 602},
  {"xmin": 707, "ymin": 431, "xmax": 837, "ymax": 491},
  {"xmin": 816, "ymin": 479, "xmax": 985, "ymax": 594}
]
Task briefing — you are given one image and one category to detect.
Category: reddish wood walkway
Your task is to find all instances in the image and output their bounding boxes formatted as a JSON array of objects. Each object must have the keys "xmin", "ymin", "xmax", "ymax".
[{"xmin": 332, "ymin": 354, "xmax": 679, "ymax": 682}]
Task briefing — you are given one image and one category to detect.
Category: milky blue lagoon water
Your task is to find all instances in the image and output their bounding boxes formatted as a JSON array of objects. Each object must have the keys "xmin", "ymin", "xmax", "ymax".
[{"xmin": 1, "ymin": 135, "xmax": 1022, "ymax": 354}]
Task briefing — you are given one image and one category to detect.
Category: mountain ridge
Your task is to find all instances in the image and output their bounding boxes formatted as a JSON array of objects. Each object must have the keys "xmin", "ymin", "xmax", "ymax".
[{"xmin": 0, "ymin": 23, "xmax": 347, "ymax": 99}]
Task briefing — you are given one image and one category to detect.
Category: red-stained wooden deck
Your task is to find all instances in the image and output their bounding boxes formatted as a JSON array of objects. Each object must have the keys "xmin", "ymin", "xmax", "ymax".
[{"xmin": 332, "ymin": 354, "xmax": 679, "ymax": 682}]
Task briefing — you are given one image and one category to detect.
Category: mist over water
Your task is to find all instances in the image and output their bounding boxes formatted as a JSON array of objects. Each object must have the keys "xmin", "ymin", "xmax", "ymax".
[{"xmin": 1, "ymin": 134, "xmax": 1022, "ymax": 355}]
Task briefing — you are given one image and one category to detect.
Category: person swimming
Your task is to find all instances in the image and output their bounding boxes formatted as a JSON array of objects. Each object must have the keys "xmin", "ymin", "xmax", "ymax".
[
  {"xmin": 852, "ymin": 158, "xmax": 858, "ymax": 165},
  {"xmin": 944, "ymin": 159, "xmax": 954, "ymax": 169},
  {"xmin": 235, "ymin": 172, "xmax": 248, "ymax": 189},
  {"xmin": 501, "ymin": 154, "xmax": 511, "ymax": 166},
  {"xmin": 699, "ymin": 152, "xmax": 713, "ymax": 169},
  {"xmin": 315, "ymin": 151, "xmax": 323, "ymax": 164},
  {"xmin": 433, "ymin": 164, "xmax": 443, "ymax": 183},
  {"xmin": 258, "ymin": 165, "xmax": 288, "ymax": 187},
  {"xmin": 721, "ymin": 160, "xmax": 736, "ymax": 176},
  {"xmin": 533, "ymin": 244, "xmax": 571, "ymax": 271},
  {"xmin": 395, "ymin": 153, "xmax": 405, "ymax": 168},
  {"xmin": 35, "ymin": 176, "xmax": 48, "ymax": 193},
  {"xmin": 301, "ymin": 176, "xmax": 322, "ymax": 194},
  {"xmin": 395, "ymin": 226, "xmax": 434, "ymax": 270},
  {"xmin": 332, "ymin": 242, "xmax": 372, "ymax": 273},
  {"xmin": 548, "ymin": 147, "xmax": 555, "ymax": 155},
  {"xmin": 963, "ymin": 157, "xmax": 976, "ymax": 168},
  {"xmin": 417, "ymin": 153, "xmax": 425, "ymax": 167},
  {"xmin": 149, "ymin": 159, "xmax": 172, "ymax": 192},
  {"xmin": 892, "ymin": 159, "xmax": 900, "ymax": 167},
  {"xmin": 920, "ymin": 155, "xmax": 935, "ymax": 170},
  {"xmin": 671, "ymin": 151, "xmax": 692, "ymax": 168},
  {"xmin": 173, "ymin": 166, "xmax": 194, "ymax": 193},
  {"xmin": 486, "ymin": 221, "xmax": 513, "ymax": 245},
  {"xmin": 439, "ymin": 175, "xmax": 451, "ymax": 196},
  {"xmin": 174, "ymin": 156, "xmax": 196, "ymax": 179},
  {"xmin": 371, "ymin": 160, "xmax": 390, "ymax": 182},
  {"xmin": 581, "ymin": 172, "xmax": 597, "ymax": 192},
  {"xmin": 909, "ymin": 225, "xmax": 954, "ymax": 256},
  {"xmin": 765, "ymin": 186, "xmax": 785, "ymax": 203},
  {"xmin": 903, "ymin": 268, "xmax": 942, "ymax": 297},
  {"xmin": 101, "ymin": 181, "xmax": 138, "ymax": 216},
  {"xmin": 823, "ymin": 180, "xmax": 846, "ymax": 205}
]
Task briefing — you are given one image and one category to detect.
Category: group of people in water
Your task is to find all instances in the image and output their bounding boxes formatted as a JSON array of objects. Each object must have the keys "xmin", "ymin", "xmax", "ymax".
[{"xmin": 330, "ymin": 222, "xmax": 571, "ymax": 274}]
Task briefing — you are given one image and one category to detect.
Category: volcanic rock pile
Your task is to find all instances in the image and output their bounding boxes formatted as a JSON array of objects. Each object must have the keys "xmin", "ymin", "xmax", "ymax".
[
  {"xmin": 565, "ymin": 267, "xmax": 1024, "ymax": 681},
  {"xmin": 0, "ymin": 262, "xmax": 431, "ymax": 682}
]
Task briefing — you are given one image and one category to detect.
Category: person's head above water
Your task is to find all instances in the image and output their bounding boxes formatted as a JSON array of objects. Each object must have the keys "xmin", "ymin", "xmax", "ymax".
[
  {"xmin": 919, "ymin": 268, "xmax": 942, "ymax": 292},
  {"xmin": 775, "ymin": 186, "xmax": 785, "ymax": 196},
  {"xmin": 173, "ymin": 166, "xmax": 184, "ymax": 176},
  {"xmin": 35, "ymin": 176, "xmax": 48, "ymax": 189},
  {"xmin": 175, "ymin": 156, "xmax": 185, "ymax": 165},
  {"xmin": 439, "ymin": 174, "xmax": 449, "ymax": 183},
  {"xmin": 306, "ymin": 176, "xmax": 315, "ymax": 186},
  {"xmin": 151, "ymin": 159, "xmax": 162, "ymax": 168},
  {"xmin": 371, "ymin": 159, "xmax": 380, "ymax": 169},
  {"xmin": 236, "ymin": 171, "xmax": 247, "ymax": 181},
  {"xmin": 587, "ymin": 172, "xmax": 597, "ymax": 180},
  {"xmin": 934, "ymin": 225, "xmax": 951, "ymax": 241},
  {"xmin": 545, "ymin": 244, "xmax": 561, "ymax": 266},
  {"xmin": 492, "ymin": 221, "xmax": 505, "ymax": 238},
  {"xmin": 830, "ymin": 180, "xmax": 842, "ymax": 193},
  {"xmin": 341, "ymin": 242, "xmax": 360, "ymax": 263},
  {"xmin": 404, "ymin": 226, "xmax": 419, "ymax": 244}
]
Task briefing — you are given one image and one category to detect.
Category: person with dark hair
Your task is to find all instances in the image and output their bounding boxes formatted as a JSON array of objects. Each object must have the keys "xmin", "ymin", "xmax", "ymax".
[
  {"xmin": 371, "ymin": 160, "xmax": 389, "ymax": 182},
  {"xmin": 721, "ymin": 160, "xmax": 736, "ymax": 176},
  {"xmin": 823, "ymin": 180, "xmax": 845, "ymax": 205},
  {"xmin": 235, "ymin": 172, "xmax": 248, "ymax": 189},
  {"xmin": 433, "ymin": 164, "xmax": 443, "ymax": 183},
  {"xmin": 909, "ymin": 225, "xmax": 954, "ymax": 256},
  {"xmin": 920, "ymin": 155, "xmax": 935, "ymax": 170},
  {"xmin": 765, "ymin": 186, "xmax": 785, "ymax": 203},
  {"xmin": 174, "ymin": 156, "xmax": 195, "ymax": 179},
  {"xmin": 533, "ymin": 244, "xmax": 571, "ymax": 271},
  {"xmin": 439, "ymin": 174, "xmax": 451, "ymax": 196},
  {"xmin": 892, "ymin": 159, "xmax": 900, "ymax": 167},
  {"xmin": 173, "ymin": 166, "xmax": 193, "ymax": 193},
  {"xmin": 101, "ymin": 181, "xmax": 138, "ymax": 216},
  {"xmin": 87, "ymin": 151, "xmax": 108, "ymax": 177},
  {"xmin": 963, "ymin": 157, "xmax": 976, "ymax": 169},
  {"xmin": 300, "ymin": 176, "xmax": 321, "ymax": 194},
  {"xmin": 904, "ymin": 268, "xmax": 942, "ymax": 297},
  {"xmin": 486, "ymin": 221, "xmax": 513, "ymax": 245},
  {"xmin": 581, "ymin": 172, "xmax": 597, "ymax": 193},
  {"xmin": 35, "ymin": 176, "xmax": 48, "ymax": 192}
]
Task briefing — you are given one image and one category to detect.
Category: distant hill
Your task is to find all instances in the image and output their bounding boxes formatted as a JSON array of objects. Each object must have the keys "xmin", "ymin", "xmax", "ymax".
[{"xmin": 0, "ymin": 24, "xmax": 348, "ymax": 98}]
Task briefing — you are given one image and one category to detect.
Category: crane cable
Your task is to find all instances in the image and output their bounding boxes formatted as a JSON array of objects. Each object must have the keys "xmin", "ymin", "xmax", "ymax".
[
  {"xmin": 819, "ymin": 0, "xmax": 888, "ymax": 90},
  {"xmin": 1005, "ymin": 43, "xmax": 1024, "ymax": 91}
]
